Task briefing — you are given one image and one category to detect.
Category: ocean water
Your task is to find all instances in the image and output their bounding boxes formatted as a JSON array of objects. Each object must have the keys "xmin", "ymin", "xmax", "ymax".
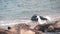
[{"xmin": 0, "ymin": 0, "xmax": 60, "ymax": 20}]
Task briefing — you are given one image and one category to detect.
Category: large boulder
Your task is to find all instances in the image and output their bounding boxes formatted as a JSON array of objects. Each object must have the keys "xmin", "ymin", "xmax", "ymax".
[{"xmin": 7, "ymin": 23, "xmax": 42, "ymax": 34}]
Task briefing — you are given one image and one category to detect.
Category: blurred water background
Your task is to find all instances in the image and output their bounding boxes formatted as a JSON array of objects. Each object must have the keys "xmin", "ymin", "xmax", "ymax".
[{"xmin": 0, "ymin": 0, "xmax": 60, "ymax": 20}]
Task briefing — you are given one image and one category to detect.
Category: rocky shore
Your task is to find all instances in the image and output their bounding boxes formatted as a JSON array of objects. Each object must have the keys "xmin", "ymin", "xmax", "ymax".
[{"xmin": 0, "ymin": 18, "xmax": 60, "ymax": 34}]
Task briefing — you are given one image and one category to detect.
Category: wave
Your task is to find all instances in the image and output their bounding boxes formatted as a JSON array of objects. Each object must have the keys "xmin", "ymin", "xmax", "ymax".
[{"xmin": 0, "ymin": 20, "xmax": 31, "ymax": 27}]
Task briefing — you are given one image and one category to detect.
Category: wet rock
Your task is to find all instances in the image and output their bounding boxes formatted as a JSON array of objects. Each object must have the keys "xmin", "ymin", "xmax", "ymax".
[
  {"xmin": 0, "ymin": 28, "xmax": 9, "ymax": 34},
  {"xmin": 7, "ymin": 23, "xmax": 42, "ymax": 34},
  {"xmin": 0, "ymin": 27, "xmax": 17, "ymax": 34}
]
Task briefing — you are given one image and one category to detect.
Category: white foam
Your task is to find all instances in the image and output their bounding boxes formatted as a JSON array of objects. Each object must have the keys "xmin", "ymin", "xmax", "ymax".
[{"xmin": 0, "ymin": 20, "xmax": 31, "ymax": 27}]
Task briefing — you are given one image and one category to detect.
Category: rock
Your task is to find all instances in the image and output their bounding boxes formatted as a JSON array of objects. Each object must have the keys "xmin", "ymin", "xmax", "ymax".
[{"xmin": 7, "ymin": 23, "xmax": 42, "ymax": 34}]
